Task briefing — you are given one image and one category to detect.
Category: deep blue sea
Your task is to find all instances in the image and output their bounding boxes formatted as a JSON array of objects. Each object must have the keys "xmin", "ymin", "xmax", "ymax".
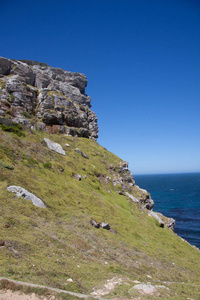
[{"xmin": 134, "ymin": 173, "xmax": 200, "ymax": 249}]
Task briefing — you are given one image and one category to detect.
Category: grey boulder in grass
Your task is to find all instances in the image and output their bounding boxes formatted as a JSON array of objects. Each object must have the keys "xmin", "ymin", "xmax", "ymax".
[
  {"xmin": 43, "ymin": 138, "xmax": 66, "ymax": 155},
  {"xmin": 7, "ymin": 186, "xmax": 46, "ymax": 208}
]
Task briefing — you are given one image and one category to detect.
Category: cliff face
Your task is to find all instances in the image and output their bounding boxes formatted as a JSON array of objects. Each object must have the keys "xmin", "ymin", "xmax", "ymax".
[{"xmin": 0, "ymin": 57, "xmax": 98, "ymax": 140}]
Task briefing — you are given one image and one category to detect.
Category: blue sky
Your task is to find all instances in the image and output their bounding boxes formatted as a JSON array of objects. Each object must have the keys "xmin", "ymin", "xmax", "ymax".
[{"xmin": 1, "ymin": 0, "xmax": 200, "ymax": 174}]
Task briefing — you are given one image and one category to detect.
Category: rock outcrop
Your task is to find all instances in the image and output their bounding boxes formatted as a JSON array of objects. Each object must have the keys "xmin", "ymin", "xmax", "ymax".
[
  {"xmin": 148, "ymin": 211, "xmax": 165, "ymax": 227},
  {"xmin": 109, "ymin": 161, "xmax": 155, "ymax": 210},
  {"xmin": 129, "ymin": 283, "xmax": 169, "ymax": 295},
  {"xmin": 152, "ymin": 212, "xmax": 175, "ymax": 230},
  {"xmin": 0, "ymin": 57, "xmax": 98, "ymax": 140},
  {"xmin": 0, "ymin": 57, "xmax": 175, "ymax": 227}
]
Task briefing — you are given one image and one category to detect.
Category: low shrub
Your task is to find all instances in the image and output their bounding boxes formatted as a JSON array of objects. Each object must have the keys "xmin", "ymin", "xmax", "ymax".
[
  {"xmin": 43, "ymin": 161, "xmax": 52, "ymax": 169},
  {"xmin": 0, "ymin": 160, "xmax": 14, "ymax": 170},
  {"xmin": 0, "ymin": 118, "xmax": 25, "ymax": 137}
]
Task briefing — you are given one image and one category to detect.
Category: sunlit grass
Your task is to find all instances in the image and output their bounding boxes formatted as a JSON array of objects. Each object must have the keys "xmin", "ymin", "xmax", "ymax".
[{"xmin": 0, "ymin": 128, "xmax": 200, "ymax": 298}]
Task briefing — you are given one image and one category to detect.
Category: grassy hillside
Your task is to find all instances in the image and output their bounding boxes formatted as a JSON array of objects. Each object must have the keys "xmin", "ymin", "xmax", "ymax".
[{"xmin": 0, "ymin": 126, "xmax": 200, "ymax": 299}]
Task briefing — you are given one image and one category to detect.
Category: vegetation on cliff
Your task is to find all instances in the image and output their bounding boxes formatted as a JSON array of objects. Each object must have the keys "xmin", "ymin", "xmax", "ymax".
[{"xmin": 0, "ymin": 127, "xmax": 200, "ymax": 299}]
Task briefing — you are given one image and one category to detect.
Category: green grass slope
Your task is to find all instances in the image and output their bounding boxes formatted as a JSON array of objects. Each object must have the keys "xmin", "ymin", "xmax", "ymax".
[{"xmin": 0, "ymin": 127, "xmax": 200, "ymax": 299}]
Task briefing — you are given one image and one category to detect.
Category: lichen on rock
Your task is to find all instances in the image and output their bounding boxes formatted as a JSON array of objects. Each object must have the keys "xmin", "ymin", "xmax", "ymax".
[{"xmin": 0, "ymin": 57, "xmax": 99, "ymax": 140}]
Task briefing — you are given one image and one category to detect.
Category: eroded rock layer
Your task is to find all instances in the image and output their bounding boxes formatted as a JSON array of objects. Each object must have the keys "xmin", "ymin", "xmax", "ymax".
[{"xmin": 0, "ymin": 57, "xmax": 98, "ymax": 140}]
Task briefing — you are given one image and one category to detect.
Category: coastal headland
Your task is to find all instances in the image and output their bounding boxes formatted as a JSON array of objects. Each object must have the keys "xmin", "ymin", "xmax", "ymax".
[{"xmin": 0, "ymin": 57, "xmax": 200, "ymax": 299}]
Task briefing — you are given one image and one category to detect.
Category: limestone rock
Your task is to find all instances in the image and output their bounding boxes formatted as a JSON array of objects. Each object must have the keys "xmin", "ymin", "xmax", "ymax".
[
  {"xmin": 91, "ymin": 277, "xmax": 123, "ymax": 296},
  {"xmin": 43, "ymin": 138, "xmax": 66, "ymax": 155},
  {"xmin": 129, "ymin": 283, "xmax": 169, "ymax": 295},
  {"xmin": 0, "ymin": 57, "xmax": 99, "ymax": 140},
  {"xmin": 9, "ymin": 60, "xmax": 35, "ymax": 85},
  {"xmin": 73, "ymin": 173, "xmax": 82, "ymax": 181},
  {"xmin": 88, "ymin": 111, "xmax": 98, "ymax": 140},
  {"xmin": 7, "ymin": 186, "xmax": 46, "ymax": 208},
  {"xmin": 110, "ymin": 162, "xmax": 155, "ymax": 210},
  {"xmin": 166, "ymin": 217, "xmax": 176, "ymax": 230},
  {"xmin": 148, "ymin": 211, "xmax": 165, "ymax": 227},
  {"xmin": 111, "ymin": 161, "xmax": 135, "ymax": 190},
  {"xmin": 125, "ymin": 192, "xmax": 139, "ymax": 203},
  {"xmin": 100, "ymin": 222, "xmax": 110, "ymax": 230},
  {"xmin": 145, "ymin": 198, "xmax": 154, "ymax": 210},
  {"xmin": 154, "ymin": 212, "xmax": 175, "ymax": 230},
  {"xmin": 119, "ymin": 161, "xmax": 129, "ymax": 172},
  {"xmin": 134, "ymin": 186, "xmax": 154, "ymax": 210},
  {"xmin": 75, "ymin": 148, "xmax": 89, "ymax": 159},
  {"xmin": 132, "ymin": 283, "xmax": 157, "ymax": 294},
  {"xmin": 90, "ymin": 219, "xmax": 111, "ymax": 230},
  {"xmin": 90, "ymin": 219, "xmax": 100, "ymax": 228}
]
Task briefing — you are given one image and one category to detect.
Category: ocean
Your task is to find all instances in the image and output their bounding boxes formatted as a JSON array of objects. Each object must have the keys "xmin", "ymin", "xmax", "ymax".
[{"xmin": 134, "ymin": 173, "xmax": 200, "ymax": 249}]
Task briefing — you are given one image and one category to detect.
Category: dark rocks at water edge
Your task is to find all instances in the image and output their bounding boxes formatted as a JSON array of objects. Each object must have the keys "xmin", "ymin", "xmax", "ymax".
[{"xmin": 0, "ymin": 57, "xmax": 98, "ymax": 140}]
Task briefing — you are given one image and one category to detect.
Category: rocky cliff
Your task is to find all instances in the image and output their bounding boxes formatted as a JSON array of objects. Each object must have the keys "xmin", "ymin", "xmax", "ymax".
[
  {"xmin": 1, "ymin": 59, "xmax": 200, "ymax": 300},
  {"xmin": 0, "ymin": 57, "xmax": 177, "ymax": 220},
  {"xmin": 0, "ymin": 57, "xmax": 98, "ymax": 140}
]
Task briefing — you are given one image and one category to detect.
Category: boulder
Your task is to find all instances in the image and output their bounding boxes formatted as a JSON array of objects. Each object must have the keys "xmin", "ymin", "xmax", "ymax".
[
  {"xmin": 90, "ymin": 219, "xmax": 111, "ymax": 230},
  {"xmin": 166, "ymin": 217, "xmax": 176, "ymax": 230},
  {"xmin": 129, "ymin": 283, "xmax": 169, "ymax": 295},
  {"xmin": 75, "ymin": 148, "xmax": 89, "ymax": 159},
  {"xmin": 131, "ymin": 283, "xmax": 157, "ymax": 294},
  {"xmin": 73, "ymin": 173, "xmax": 82, "ymax": 181},
  {"xmin": 7, "ymin": 186, "xmax": 46, "ymax": 208},
  {"xmin": 43, "ymin": 138, "xmax": 66, "ymax": 155},
  {"xmin": 100, "ymin": 222, "xmax": 110, "ymax": 230},
  {"xmin": 145, "ymin": 198, "xmax": 154, "ymax": 210},
  {"xmin": 90, "ymin": 219, "xmax": 100, "ymax": 228}
]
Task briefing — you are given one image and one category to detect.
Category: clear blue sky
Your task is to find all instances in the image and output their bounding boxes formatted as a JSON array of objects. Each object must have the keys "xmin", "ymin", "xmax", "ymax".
[{"xmin": 1, "ymin": 0, "xmax": 200, "ymax": 174}]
